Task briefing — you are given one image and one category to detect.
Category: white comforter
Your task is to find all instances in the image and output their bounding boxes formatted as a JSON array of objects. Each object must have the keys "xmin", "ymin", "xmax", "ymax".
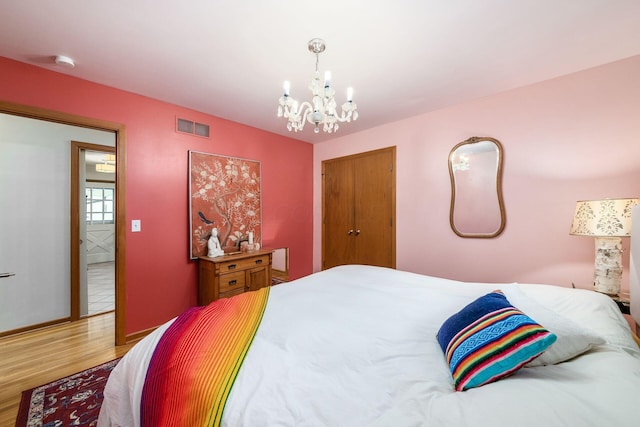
[{"xmin": 99, "ymin": 265, "xmax": 640, "ymax": 427}]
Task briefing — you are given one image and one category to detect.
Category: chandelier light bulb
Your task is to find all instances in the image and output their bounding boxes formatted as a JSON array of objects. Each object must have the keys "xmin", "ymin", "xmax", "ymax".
[{"xmin": 277, "ymin": 38, "xmax": 358, "ymax": 134}]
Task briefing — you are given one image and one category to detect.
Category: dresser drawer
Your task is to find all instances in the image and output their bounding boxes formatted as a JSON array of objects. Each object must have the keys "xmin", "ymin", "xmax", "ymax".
[
  {"xmin": 218, "ymin": 255, "xmax": 270, "ymax": 273},
  {"xmin": 219, "ymin": 271, "xmax": 246, "ymax": 293}
]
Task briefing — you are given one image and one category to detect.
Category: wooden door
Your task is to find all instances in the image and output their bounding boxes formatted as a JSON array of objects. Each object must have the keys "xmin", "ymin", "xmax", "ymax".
[
  {"xmin": 323, "ymin": 157, "xmax": 356, "ymax": 268},
  {"xmin": 354, "ymin": 148, "xmax": 395, "ymax": 267},
  {"xmin": 322, "ymin": 147, "xmax": 395, "ymax": 269}
]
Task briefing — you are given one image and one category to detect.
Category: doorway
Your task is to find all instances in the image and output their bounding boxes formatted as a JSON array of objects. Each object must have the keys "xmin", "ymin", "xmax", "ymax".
[
  {"xmin": 76, "ymin": 146, "xmax": 116, "ymax": 317},
  {"xmin": 0, "ymin": 100, "xmax": 127, "ymax": 345},
  {"xmin": 71, "ymin": 143, "xmax": 116, "ymax": 320}
]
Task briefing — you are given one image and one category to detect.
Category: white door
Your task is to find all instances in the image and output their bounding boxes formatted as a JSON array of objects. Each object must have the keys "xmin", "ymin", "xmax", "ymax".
[{"xmin": 0, "ymin": 113, "xmax": 114, "ymax": 333}]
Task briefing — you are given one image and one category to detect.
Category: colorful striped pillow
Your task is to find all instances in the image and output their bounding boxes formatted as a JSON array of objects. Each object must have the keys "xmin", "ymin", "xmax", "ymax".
[{"xmin": 436, "ymin": 290, "xmax": 556, "ymax": 391}]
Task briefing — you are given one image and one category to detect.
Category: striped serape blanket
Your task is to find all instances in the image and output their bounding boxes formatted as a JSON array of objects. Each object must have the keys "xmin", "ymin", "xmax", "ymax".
[{"xmin": 140, "ymin": 287, "xmax": 270, "ymax": 426}]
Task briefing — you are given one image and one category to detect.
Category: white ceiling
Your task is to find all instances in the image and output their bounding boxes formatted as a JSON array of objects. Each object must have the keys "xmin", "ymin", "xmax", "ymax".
[{"xmin": 2, "ymin": 1, "xmax": 640, "ymax": 143}]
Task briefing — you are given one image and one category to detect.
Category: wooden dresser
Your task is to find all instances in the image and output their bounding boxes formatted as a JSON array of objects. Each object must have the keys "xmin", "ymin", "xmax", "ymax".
[{"xmin": 198, "ymin": 249, "xmax": 273, "ymax": 305}]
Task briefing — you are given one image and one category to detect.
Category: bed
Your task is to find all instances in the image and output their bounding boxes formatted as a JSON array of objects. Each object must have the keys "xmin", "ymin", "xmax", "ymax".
[{"xmin": 98, "ymin": 265, "xmax": 640, "ymax": 427}]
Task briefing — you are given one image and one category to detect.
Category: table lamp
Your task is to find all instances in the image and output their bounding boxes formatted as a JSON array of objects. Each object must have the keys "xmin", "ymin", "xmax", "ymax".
[{"xmin": 570, "ymin": 198, "xmax": 640, "ymax": 295}]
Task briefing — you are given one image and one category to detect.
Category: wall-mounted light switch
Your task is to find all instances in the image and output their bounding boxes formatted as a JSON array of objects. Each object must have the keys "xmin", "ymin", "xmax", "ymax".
[{"xmin": 132, "ymin": 219, "xmax": 141, "ymax": 232}]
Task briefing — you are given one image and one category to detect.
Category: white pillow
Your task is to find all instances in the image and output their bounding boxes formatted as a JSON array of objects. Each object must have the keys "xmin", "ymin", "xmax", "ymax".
[{"xmin": 501, "ymin": 284, "xmax": 605, "ymax": 367}]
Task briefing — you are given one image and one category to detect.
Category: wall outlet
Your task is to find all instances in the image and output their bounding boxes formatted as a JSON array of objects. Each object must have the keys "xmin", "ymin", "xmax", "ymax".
[{"xmin": 131, "ymin": 219, "xmax": 141, "ymax": 232}]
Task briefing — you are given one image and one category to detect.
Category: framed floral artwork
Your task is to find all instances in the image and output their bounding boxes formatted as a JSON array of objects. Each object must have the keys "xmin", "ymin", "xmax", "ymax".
[{"xmin": 188, "ymin": 151, "xmax": 261, "ymax": 259}]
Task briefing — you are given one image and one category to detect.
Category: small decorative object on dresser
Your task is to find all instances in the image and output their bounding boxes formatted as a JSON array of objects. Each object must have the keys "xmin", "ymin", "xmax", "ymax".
[
  {"xmin": 207, "ymin": 228, "xmax": 225, "ymax": 258},
  {"xmin": 198, "ymin": 249, "xmax": 273, "ymax": 305}
]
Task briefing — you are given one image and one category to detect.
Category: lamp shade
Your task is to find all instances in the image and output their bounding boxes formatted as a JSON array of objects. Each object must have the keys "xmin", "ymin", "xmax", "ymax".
[{"xmin": 570, "ymin": 198, "xmax": 640, "ymax": 237}]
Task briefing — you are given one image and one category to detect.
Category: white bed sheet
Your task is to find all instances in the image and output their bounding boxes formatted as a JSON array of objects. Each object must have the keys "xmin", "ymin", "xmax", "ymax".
[{"xmin": 99, "ymin": 265, "xmax": 640, "ymax": 427}]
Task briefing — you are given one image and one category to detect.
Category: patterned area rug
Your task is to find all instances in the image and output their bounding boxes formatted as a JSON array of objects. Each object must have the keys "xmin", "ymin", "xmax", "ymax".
[{"xmin": 16, "ymin": 358, "xmax": 120, "ymax": 427}]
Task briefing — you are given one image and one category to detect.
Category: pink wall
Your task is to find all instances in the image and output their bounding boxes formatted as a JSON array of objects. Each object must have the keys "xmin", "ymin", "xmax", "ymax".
[
  {"xmin": 0, "ymin": 57, "xmax": 313, "ymax": 335},
  {"xmin": 314, "ymin": 55, "xmax": 640, "ymax": 292}
]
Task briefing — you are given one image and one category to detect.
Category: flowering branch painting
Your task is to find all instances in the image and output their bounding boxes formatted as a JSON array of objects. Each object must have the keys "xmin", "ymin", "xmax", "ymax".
[{"xmin": 189, "ymin": 151, "xmax": 261, "ymax": 259}]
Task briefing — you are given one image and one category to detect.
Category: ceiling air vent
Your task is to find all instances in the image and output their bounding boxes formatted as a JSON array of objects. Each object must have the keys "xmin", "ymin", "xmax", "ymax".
[{"xmin": 176, "ymin": 117, "xmax": 210, "ymax": 138}]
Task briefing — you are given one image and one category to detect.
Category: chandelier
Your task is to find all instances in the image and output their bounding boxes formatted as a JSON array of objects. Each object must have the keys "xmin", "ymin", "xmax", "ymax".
[{"xmin": 277, "ymin": 38, "xmax": 358, "ymax": 134}]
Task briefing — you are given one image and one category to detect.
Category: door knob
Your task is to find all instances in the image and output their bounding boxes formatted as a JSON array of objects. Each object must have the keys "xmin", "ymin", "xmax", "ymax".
[
  {"xmin": 355, "ymin": 229, "xmax": 361, "ymax": 235},
  {"xmin": 348, "ymin": 229, "xmax": 354, "ymax": 235}
]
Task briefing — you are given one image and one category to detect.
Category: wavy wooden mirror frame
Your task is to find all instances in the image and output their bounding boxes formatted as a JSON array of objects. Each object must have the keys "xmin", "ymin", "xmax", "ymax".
[{"xmin": 448, "ymin": 136, "xmax": 505, "ymax": 238}]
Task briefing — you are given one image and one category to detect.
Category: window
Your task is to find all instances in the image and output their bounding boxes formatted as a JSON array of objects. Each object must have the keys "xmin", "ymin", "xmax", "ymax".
[{"xmin": 86, "ymin": 187, "xmax": 114, "ymax": 224}]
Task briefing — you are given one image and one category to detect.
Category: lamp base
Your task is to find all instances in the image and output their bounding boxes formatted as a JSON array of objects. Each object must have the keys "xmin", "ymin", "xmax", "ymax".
[{"xmin": 593, "ymin": 237, "xmax": 623, "ymax": 295}]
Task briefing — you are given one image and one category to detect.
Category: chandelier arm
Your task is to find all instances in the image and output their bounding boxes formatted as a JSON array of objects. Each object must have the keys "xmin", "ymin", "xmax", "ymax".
[
  {"xmin": 297, "ymin": 101, "xmax": 313, "ymax": 118},
  {"xmin": 333, "ymin": 107, "xmax": 356, "ymax": 122},
  {"xmin": 283, "ymin": 101, "xmax": 313, "ymax": 130}
]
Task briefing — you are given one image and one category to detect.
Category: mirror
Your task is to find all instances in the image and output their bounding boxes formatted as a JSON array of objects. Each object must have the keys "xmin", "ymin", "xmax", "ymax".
[{"xmin": 449, "ymin": 136, "xmax": 505, "ymax": 238}]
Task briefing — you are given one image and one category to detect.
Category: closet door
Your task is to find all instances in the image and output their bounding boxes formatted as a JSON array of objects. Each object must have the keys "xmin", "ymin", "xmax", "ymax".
[
  {"xmin": 322, "ymin": 147, "xmax": 395, "ymax": 270},
  {"xmin": 323, "ymin": 157, "xmax": 357, "ymax": 268},
  {"xmin": 353, "ymin": 148, "xmax": 394, "ymax": 268}
]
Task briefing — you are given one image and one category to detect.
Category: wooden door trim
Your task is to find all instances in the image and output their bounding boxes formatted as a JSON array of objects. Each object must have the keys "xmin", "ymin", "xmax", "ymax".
[
  {"xmin": 322, "ymin": 146, "xmax": 396, "ymax": 163},
  {"xmin": 70, "ymin": 141, "xmax": 116, "ymax": 321},
  {"xmin": 0, "ymin": 100, "xmax": 128, "ymax": 346}
]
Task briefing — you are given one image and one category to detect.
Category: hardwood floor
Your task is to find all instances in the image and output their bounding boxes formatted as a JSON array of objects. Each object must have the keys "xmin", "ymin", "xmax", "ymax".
[{"xmin": 0, "ymin": 313, "xmax": 135, "ymax": 426}]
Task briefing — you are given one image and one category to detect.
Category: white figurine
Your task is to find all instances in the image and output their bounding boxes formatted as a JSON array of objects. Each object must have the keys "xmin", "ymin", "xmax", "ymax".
[{"xmin": 207, "ymin": 228, "xmax": 224, "ymax": 257}]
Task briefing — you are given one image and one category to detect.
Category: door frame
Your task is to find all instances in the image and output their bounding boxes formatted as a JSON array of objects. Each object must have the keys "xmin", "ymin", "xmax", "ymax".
[
  {"xmin": 71, "ymin": 141, "xmax": 116, "ymax": 320},
  {"xmin": 0, "ymin": 100, "xmax": 128, "ymax": 346}
]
